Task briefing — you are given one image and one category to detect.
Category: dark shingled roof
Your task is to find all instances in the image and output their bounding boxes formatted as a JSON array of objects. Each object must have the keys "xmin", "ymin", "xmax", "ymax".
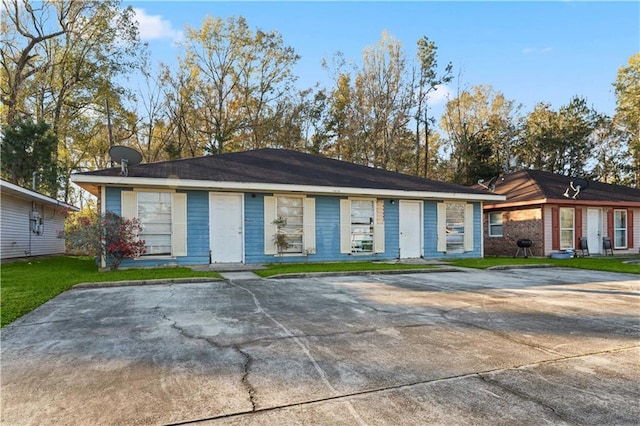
[
  {"xmin": 481, "ymin": 169, "xmax": 640, "ymax": 204},
  {"xmin": 79, "ymin": 148, "xmax": 489, "ymax": 195}
]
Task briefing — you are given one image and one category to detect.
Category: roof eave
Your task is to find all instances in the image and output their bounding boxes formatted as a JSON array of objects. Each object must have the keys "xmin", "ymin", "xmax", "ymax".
[
  {"xmin": 484, "ymin": 197, "xmax": 640, "ymax": 209},
  {"xmin": 1, "ymin": 180, "xmax": 79, "ymax": 210},
  {"xmin": 70, "ymin": 175, "xmax": 506, "ymax": 202}
]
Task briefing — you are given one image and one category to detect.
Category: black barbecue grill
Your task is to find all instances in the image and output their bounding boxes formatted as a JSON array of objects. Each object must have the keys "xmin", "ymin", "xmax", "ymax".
[{"xmin": 514, "ymin": 239, "xmax": 533, "ymax": 258}]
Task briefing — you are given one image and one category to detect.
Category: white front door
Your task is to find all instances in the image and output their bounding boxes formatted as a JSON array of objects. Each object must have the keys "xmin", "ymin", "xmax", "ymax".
[
  {"xmin": 209, "ymin": 193, "xmax": 244, "ymax": 263},
  {"xmin": 399, "ymin": 200, "xmax": 422, "ymax": 258},
  {"xmin": 587, "ymin": 208, "xmax": 602, "ymax": 254}
]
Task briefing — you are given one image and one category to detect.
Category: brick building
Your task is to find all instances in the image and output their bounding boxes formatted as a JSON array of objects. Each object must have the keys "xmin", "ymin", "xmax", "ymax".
[{"xmin": 479, "ymin": 170, "xmax": 640, "ymax": 257}]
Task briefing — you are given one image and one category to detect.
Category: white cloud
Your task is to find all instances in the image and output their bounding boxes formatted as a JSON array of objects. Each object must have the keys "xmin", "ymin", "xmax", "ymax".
[
  {"xmin": 426, "ymin": 84, "xmax": 452, "ymax": 106},
  {"xmin": 522, "ymin": 46, "xmax": 553, "ymax": 54},
  {"xmin": 132, "ymin": 8, "xmax": 183, "ymax": 44}
]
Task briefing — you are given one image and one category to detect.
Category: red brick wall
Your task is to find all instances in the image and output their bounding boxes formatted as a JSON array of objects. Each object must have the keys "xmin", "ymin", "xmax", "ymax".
[{"xmin": 484, "ymin": 207, "xmax": 543, "ymax": 257}]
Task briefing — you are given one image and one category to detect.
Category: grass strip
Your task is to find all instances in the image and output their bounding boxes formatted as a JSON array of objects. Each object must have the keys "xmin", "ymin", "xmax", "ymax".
[
  {"xmin": 255, "ymin": 261, "xmax": 435, "ymax": 278},
  {"xmin": 0, "ymin": 256, "xmax": 222, "ymax": 327},
  {"xmin": 447, "ymin": 256, "xmax": 640, "ymax": 274}
]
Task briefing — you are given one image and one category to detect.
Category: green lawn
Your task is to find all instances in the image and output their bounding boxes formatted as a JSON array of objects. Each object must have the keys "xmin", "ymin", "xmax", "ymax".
[
  {"xmin": 0, "ymin": 256, "xmax": 222, "ymax": 327},
  {"xmin": 447, "ymin": 256, "xmax": 640, "ymax": 274},
  {"xmin": 255, "ymin": 261, "xmax": 435, "ymax": 278},
  {"xmin": 3, "ymin": 255, "xmax": 638, "ymax": 328}
]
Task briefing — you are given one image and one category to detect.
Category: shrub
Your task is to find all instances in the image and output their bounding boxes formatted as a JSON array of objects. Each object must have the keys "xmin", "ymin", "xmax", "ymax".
[{"xmin": 64, "ymin": 210, "xmax": 146, "ymax": 270}]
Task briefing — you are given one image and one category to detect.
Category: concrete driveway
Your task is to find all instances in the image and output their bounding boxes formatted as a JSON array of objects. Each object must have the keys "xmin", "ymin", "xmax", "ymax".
[{"xmin": 1, "ymin": 267, "xmax": 639, "ymax": 425}]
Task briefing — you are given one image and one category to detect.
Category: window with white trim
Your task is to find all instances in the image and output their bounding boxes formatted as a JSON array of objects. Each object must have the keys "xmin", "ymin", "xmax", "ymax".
[
  {"xmin": 137, "ymin": 192, "xmax": 172, "ymax": 255},
  {"xmin": 351, "ymin": 199, "xmax": 375, "ymax": 253},
  {"xmin": 276, "ymin": 196, "xmax": 304, "ymax": 254},
  {"xmin": 488, "ymin": 212, "xmax": 503, "ymax": 237},
  {"xmin": 446, "ymin": 203, "xmax": 465, "ymax": 253},
  {"xmin": 560, "ymin": 207, "xmax": 574, "ymax": 250},
  {"xmin": 614, "ymin": 209, "xmax": 627, "ymax": 249}
]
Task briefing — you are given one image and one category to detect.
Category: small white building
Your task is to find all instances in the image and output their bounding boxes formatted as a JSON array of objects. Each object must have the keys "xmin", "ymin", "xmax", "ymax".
[{"xmin": 1, "ymin": 179, "xmax": 78, "ymax": 260}]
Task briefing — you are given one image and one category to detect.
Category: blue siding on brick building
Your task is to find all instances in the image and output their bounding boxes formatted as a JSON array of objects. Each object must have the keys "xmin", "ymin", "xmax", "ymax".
[{"xmin": 103, "ymin": 186, "xmax": 483, "ymax": 267}]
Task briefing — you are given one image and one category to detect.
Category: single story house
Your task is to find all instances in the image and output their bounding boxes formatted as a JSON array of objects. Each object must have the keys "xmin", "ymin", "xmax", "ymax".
[
  {"xmin": 71, "ymin": 148, "xmax": 505, "ymax": 267},
  {"xmin": 480, "ymin": 170, "xmax": 640, "ymax": 257},
  {"xmin": 1, "ymin": 179, "xmax": 78, "ymax": 260}
]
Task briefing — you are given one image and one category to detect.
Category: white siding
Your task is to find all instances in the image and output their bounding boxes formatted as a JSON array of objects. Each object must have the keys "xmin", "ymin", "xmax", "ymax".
[
  {"xmin": 171, "ymin": 193, "xmax": 187, "ymax": 257},
  {"xmin": 610, "ymin": 207, "xmax": 640, "ymax": 255},
  {"xmin": 339, "ymin": 199, "xmax": 351, "ymax": 254},
  {"xmin": 436, "ymin": 202, "xmax": 446, "ymax": 252},
  {"xmin": 1, "ymin": 192, "xmax": 67, "ymax": 259},
  {"xmin": 303, "ymin": 197, "xmax": 316, "ymax": 253},
  {"xmin": 543, "ymin": 205, "xmax": 553, "ymax": 256},
  {"xmin": 464, "ymin": 203, "xmax": 474, "ymax": 252},
  {"xmin": 635, "ymin": 208, "xmax": 640, "ymax": 253},
  {"xmin": 264, "ymin": 196, "xmax": 277, "ymax": 255}
]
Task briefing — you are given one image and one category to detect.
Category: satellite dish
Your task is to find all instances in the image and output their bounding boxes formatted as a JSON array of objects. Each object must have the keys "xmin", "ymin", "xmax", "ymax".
[
  {"xmin": 571, "ymin": 178, "xmax": 589, "ymax": 191},
  {"xmin": 563, "ymin": 177, "xmax": 589, "ymax": 199},
  {"xmin": 109, "ymin": 146, "xmax": 142, "ymax": 176},
  {"xmin": 477, "ymin": 175, "xmax": 502, "ymax": 192},
  {"xmin": 109, "ymin": 146, "xmax": 142, "ymax": 166}
]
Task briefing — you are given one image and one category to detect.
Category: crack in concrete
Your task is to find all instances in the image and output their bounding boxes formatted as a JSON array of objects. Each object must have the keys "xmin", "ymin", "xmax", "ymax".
[
  {"xmin": 476, "ymin": 373, "xmax": 579, "ymax": 425},
  {"xmin": 224, "ymin": 279, "xmax": 367, "ymax": 426},
  {"xmin": 444, "ymin": 313, "xmax": 566, "ymax": 357},
  {"xmin": 153, "ymin": 291, "xmax": 259, "ymax": 413},
  {"xmin": 153, "ymin": 278, "xmax": 636, "ymax": 426},
  {"xmin": 167, "ymin": 345, "xmax": 639, "ymax": 426},
  {"xmin": 234, "ymin": 345, "xmax": 257, "ymax": 412}
]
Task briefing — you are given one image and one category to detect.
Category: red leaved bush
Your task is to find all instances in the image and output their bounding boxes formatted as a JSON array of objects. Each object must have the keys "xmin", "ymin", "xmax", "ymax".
[{"xmin": 64, "ymin": 210, "xmax": 146, "ymax": 270}]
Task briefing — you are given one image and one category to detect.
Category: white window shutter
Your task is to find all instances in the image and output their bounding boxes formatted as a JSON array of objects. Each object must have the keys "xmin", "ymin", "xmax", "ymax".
[
  {"xmin": 264, "ymin": 196, "xmax": 277, "ymax": 255},
  {"xmin": 374, "ymin": 224, "xmax": 385, "ymax": 253},
  {"xmin": 437, "ymin": 202, "xmax": 447, "ymax": 252},
  {"xmin": 374, "ymin": 200, "xmax": 385, "ymax": 253},
  {"xmin": 340, "ymin": 199, "xmax": 351, "ymax": 254},
  {"xmin": 121, "ymin": 191, "xmax": 137, "ymax": 219},
  {"xmin": 172, "ymin": 193, "xmax": 187, "ymax": 257},
  {"xmin": 303, "ymin": 197, "xmax": 316, "ymax": 253},
  {"xmin": 464, "ymin": 203, "xmax": 474, "ymax": 252}
]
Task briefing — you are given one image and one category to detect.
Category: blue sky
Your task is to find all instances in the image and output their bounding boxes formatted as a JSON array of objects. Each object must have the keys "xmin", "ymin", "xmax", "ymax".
[{"xmin": 124, "ymin": 1, "xmax": 639, "ymax": 118}]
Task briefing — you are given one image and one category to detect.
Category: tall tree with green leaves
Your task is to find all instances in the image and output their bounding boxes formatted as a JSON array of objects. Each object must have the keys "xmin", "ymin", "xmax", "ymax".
[
  {"xmin": 590, "ymin": 114, "xmax": 633, "ymax": 185},
  {"xmin": 323, "ymin": 70, "xmax": 354, "ymax": 161},
  {"xmin": 359, "ymin": 31, "xmax": 413, "ymax": 170},
  {"xmin": 1, "ymin": 0, "xmax": 143, "ymax": 204},
  {"xmin": 517, "ymin": 97, "xmax": 598, "ymax": 177},
  {"xmin": 323, "ymin": 31, "xmax": 414, "ymax": 171},
  {"xmin": 182, "ymin": 16, "xmax": 299, "ymax": 154},
  {"xmin": 413, "ymin": 36, "xmax": 453, "ymax": 177},
  {"xmin": 613, "ymin": 53, "xmax": 640, "ymax": 186},
  {"xmin": 441, "ymin": 84, "xmax": 519, "ymax": 185},
  {"xmin": 157, "ymin": 63, "xmax": 201, "ymax": 159},
  {"xmin": 1, "ymin": 119, "xmax": 60, "ymax": 195}
]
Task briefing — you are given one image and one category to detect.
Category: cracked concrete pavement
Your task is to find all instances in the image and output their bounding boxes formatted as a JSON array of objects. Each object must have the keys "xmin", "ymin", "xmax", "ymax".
[{"xmin": 1, "ymin": 267, "xmax": 639, "ymax": 425}]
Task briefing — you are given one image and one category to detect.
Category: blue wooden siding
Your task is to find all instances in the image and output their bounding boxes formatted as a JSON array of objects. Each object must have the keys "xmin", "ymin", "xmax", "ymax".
[
  {"xmin": 107, "ymin": 187, "xmax": 209, "ymax": 267},
  {"xmin": 246, "ymin": 195, "xmax": 399, "ymax": 264},
  {"xmin": 423, "ymin": 201, "xmax": 439, "ymax": 256},
  {"xmin": 384, "ymin": 200, "xmax": 400, "ymax": 259},
  {"xmin": 184, "ymin": 191, "xmax": 209, "ymax": 264},
  {"xmin": 105, "ymin": 186, "xmax": 125, "ymax": 215},
  {"xmin": 244, "ymin": 192, "xmax": 267, "ymax": 264},
  {"xmin": 104, "ymin": 186, "xmax": 483, "ymax": 267},
  {"xmin": 423, "ymin": 201, "xmax": 482, "ymax": 258}
]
